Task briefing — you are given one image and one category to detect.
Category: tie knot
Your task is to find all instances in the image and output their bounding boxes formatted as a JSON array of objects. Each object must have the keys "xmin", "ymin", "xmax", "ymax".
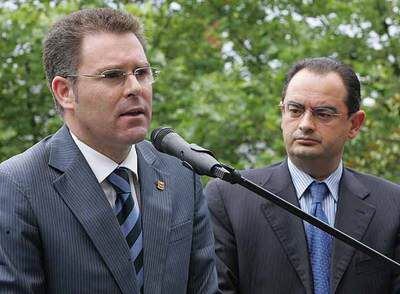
[
  {"xmin": 309, "ymin": 181, "xmax": 329, "ymax": 204},
  {"xmin": 107, "ymin": 167, "xmax": 131, "ymax": 194}
]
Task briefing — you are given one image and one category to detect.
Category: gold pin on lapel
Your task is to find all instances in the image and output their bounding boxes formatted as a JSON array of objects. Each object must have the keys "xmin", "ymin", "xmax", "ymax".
[{"xmin": 156, "ymin": 180, "xmax": 165, "ymax": 191}]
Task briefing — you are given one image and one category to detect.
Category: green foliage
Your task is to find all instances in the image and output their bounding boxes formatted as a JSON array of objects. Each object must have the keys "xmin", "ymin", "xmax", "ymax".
[{"xmin": 1, "ymin": 0, "xmax": 399, "ymax": 182}]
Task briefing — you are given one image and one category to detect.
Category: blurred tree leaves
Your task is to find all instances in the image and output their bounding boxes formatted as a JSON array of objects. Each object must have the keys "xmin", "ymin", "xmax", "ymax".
[{"xmin": 1, "ymin": 0, "xmax": 399, "ymax": 182}]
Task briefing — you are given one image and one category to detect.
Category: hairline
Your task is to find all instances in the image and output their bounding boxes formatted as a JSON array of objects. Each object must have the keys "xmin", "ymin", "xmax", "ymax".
[{"xmin": 281, "ymin": 58, "xmax": 361, "ymax": 114}]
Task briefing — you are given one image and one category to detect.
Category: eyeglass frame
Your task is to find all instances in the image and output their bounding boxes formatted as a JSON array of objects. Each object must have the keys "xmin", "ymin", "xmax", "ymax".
[
  {"xmin": 279, "ymin": 101, "xmax": 354, "ymax": 123},
  {"xmin": 65, "ymin": 66, "xmax": 160, "ymax": 85}
]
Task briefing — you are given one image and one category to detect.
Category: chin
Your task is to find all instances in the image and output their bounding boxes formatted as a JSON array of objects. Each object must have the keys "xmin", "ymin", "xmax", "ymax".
[
  {"xmin": 125, "ymin": 128, "xmax": 148, "ymax": 145},
  {"xmin": 291, "ymin": 149, "xmax": 322, "ymax": 160}
]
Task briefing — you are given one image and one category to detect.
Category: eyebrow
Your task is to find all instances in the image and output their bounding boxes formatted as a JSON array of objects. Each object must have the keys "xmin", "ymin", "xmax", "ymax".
[
  {"xmin": 95, "ymin": 62, "xmax": 151, "ymax": 73},
  {"xmin": 286, "ymin": 101, "xmax": 339, "ymax": 112}
]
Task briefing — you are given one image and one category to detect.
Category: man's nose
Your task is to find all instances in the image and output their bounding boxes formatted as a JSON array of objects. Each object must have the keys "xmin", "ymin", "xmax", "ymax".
[
  {"xmin": 298, "ymin": 109, "xmax": 316, "ymax": 132},
  {"xmin": 124, "ymin": 73, "xmax": 142, "ymax": 96}
]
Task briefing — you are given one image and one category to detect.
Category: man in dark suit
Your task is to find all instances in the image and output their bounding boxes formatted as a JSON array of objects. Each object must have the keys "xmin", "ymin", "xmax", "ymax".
[
  {"xmin": 0, "ymin": 8, "xmax": 217, "ymax": 293},
  {"xmin": 206, "ymin": 57, "xmax": 400, "ymax": 293}
]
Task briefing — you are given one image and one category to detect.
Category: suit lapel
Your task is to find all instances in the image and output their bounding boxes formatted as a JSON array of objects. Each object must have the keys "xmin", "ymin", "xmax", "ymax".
[
  {"xmin": 136, "ymin": 142, "xmax": 172, "ymax": 294},
  {"xmin": 331, "ymin": 169, "xmax": 375, "ymax": 293},
  {"xmin": 260, "ymin": 161, "xmax": 313, "ymax": 294},
  {"xmin": 48, "ymin": 126, "xmax": 138, "ymax": 294}
]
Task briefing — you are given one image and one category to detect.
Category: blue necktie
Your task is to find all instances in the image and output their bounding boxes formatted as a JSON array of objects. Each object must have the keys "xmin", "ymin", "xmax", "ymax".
[
  {"xmin": 108, "ymin": 167, "xmax": 143, "ymax": 291},
  {"xmin": 305, "ymin": 181, "xmax": 332, "ymax": 294}
]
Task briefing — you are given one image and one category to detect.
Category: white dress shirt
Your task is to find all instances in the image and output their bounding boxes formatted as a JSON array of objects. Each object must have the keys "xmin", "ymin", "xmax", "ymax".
[
  {"xmin": 287, "ymin": 157, "xmax": 342, "ymax": 227},
  {"xmin": 70, "ymin": 131, "xmax": 140, "ymax": 209}
]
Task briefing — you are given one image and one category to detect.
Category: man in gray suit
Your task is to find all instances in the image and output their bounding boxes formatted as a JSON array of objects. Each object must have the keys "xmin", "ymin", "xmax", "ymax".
[
  {"xmin": 206, "ymin": 57, "xmax": 400, "ymax": 293},
  {"xmin": 0, "ymin": 8, "xmax": 217, "ymax": 294}
]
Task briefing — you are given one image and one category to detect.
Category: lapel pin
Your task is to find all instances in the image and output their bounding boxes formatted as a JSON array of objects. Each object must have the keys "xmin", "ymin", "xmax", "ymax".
[{"xmin": 156, "ymin": 180, "xmax": 165, "ymax": 191}]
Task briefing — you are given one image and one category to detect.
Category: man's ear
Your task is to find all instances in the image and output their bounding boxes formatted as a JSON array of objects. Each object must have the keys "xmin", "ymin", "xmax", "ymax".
[
  {"xmin": 51, "ymin": 76, "xmax": 76, "ymax": 111},
  {"xmin": 347, "ymin": 110, "xmax": 365, "ymax": 139}
]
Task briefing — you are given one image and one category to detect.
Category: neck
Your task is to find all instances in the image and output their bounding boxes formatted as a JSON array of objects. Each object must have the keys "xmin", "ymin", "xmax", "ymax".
[
  {"xmin": 67, "ymin": 123, "xmax": 130, "ymax": 164},
  {"xmin": 95, "ymin": 145, "xmax": 130, "ymax": 164},
  {"xmin": 289, "ymin": 156, "xmax": 341, "ymax": 180}
]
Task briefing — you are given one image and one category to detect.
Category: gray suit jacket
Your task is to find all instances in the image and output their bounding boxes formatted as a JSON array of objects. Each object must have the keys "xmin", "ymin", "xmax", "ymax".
[
  {"xmin": 0, "ymin": 125, "xmax": 217, "ymax": 294},
  {"xmin": 206, "ymin": 160, "xmax": 400, "ymax": 293}
]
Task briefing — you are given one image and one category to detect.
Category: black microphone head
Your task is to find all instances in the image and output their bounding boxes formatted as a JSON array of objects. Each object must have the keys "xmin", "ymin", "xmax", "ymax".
[{"xmin": 150, "ymin": 127, "xmax": 174, "ymax": 151}]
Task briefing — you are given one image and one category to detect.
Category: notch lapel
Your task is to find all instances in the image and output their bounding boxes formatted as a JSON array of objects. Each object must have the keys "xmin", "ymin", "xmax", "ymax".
[
  {"xmin": 48, "ymin": 126, "xmax": 138, "ymax": 294},
  {"xmin": 136, "ymin": 142, "xmax": 172, "ymax": 294},
  {"xmin": 331, "ymin": 169, "xmax": 375, "ymax": 293},
  {"xmin": 260, "ymin": 161, "xmax": 313, "ymax": 294}
]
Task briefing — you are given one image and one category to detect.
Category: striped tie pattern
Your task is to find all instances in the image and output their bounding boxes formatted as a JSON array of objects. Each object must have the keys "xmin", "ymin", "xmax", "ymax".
[
  {"xmin": 107, "ymin": 167, "xmax": 143, "ymax": 291},
  {"xmin": 305, "ymin": 181, "xmax": 332, "ymax": 294}
]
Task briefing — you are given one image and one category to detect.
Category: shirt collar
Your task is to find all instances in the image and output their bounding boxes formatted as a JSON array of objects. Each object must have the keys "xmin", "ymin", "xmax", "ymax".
[
  {"xmin": 70, "ymin": 131, "xmax": 138, "ymax": 183},
  {"xmin": 287, "ymin": 157, "xmax": 342, "ymax": 202}
]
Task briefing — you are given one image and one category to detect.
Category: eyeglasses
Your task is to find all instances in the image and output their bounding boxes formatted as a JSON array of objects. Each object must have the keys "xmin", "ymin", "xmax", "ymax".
[
  {"xmin": 66, "ymin": 66, "xmax": 159, "ymax": 85},
  {"xmin": 279, "ymin": 101, "xmax": 347, "ymax": 123}
]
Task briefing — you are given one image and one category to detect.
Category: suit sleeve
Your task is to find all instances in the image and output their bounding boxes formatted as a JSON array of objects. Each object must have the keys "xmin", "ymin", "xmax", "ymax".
[
  {"xmin": 186, "ymin": 175, "xmax": 219, "ymax": 294},
  {"xmin": 392, "ymin": 216, "xmax": 400, "ymax": 292},
  {"xmin": 0, "ymin": 171, "xmax": 45, "ymax": 293},
  {"xmin": 205, "ymin": 179, "xmax": 240, "ymax": 294}
]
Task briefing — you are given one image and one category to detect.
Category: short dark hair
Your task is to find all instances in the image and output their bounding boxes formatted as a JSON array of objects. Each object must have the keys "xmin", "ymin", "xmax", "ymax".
[
  {"xmin": 281, "ymin": 57, "xmax": 361, "ymax": 114},
  {"xmin": 43, "ymin": 8, "xmax": 146, "ymax": 113}
]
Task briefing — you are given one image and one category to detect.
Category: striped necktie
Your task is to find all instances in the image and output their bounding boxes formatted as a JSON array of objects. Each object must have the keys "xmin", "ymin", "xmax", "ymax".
[
  {"xmin": 305, "ymin": 181, "xmax": 332, "ymax": 294},
  {"xmin": 107, "ymin": 167, "xmax": 143, "ymax": 292}
]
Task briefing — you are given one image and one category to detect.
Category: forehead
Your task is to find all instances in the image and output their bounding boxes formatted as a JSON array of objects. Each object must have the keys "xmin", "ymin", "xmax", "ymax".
[
  {"xmin": 284, "ymin": 69, "xmax": 347, "ymax": 106},
  {"xmin": 78, "ymin": 32, "xmax": 148, "ymax": 70}
]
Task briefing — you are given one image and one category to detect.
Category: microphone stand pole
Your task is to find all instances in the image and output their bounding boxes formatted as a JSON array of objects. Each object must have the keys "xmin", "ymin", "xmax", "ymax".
[{"xmin": 211, "ymin": 164, "xmax": 400, "ymax": 271}]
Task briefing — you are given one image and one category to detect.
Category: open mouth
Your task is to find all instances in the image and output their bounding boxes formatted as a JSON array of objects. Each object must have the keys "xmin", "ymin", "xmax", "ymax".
[{"xmin": 121, "ymin": 109, "xmax": 145, "ymax": 116}]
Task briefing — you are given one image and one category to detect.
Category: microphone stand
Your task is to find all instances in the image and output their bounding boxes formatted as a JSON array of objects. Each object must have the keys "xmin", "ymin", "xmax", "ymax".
[{"xmin": 210, "ymin": 163, "xmax": 400, "ymax": 271}]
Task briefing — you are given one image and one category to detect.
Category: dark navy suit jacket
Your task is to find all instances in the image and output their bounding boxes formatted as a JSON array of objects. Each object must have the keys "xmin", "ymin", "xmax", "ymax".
[
  {"xmin": 206, "ymin": 161, "xmax": 400, "ymax": 293},
  {"xmin": 0, "ymin": 125, "xmax": 218, "ymax": 293}
]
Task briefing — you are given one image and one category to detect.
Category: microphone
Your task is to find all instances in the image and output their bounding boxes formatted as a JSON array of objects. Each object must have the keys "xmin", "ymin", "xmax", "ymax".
[{"xmin": 150, "ymin": 127, "xmax": 230, "ymax": 179}]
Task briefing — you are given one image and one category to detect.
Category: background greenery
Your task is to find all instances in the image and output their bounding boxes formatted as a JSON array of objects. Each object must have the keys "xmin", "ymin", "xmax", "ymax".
[{"xmin": 1, "ymin": 0, "xmax": 399, "ymax": 182}]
